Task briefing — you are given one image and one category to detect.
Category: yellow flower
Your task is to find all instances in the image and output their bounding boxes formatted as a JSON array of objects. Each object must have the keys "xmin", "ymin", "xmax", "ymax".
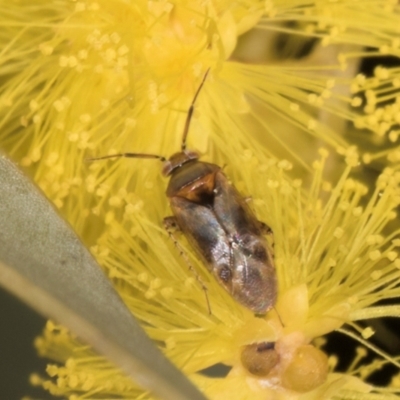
[
  {"xmin": 1, "ymin": 1, "xmax": 400, "ymax": 399},
  {"xmin": 32, "ymin": 149, "xmax": 400, "ymax": 399}
]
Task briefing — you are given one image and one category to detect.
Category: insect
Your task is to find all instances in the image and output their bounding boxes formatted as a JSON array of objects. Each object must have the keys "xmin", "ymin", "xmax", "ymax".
[{"xmin": 89, "ymin": 71, "xmax": 277, "ymax": 314}]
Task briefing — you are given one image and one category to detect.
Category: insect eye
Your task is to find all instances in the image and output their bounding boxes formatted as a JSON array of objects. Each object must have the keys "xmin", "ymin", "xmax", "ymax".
[{"xmin": 218, "ymin": 265, "xmax": 232, "ymax": 283}]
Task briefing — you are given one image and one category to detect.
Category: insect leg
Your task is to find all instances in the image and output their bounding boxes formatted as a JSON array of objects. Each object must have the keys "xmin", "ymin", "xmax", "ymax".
[{"xmin": 163, "ymin": 216, "xmax": 212, "ymax": 314}]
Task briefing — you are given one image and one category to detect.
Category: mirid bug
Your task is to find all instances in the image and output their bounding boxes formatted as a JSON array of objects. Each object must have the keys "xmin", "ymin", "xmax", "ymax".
[{"xmin": 89, "ymin": 71, "xmax": 277, "ymax": 314}]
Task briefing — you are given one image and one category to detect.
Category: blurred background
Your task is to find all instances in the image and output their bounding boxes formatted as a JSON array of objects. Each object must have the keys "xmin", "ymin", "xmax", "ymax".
[{"xmin": 0, "ymin": 288, "xmax": 50, "ymax": 399}]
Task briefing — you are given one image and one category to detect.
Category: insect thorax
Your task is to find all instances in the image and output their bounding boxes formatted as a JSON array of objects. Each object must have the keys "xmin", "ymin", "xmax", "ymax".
[{"xmin": 166, "ymin": 159, "xmax": 220, "ymax": 202}]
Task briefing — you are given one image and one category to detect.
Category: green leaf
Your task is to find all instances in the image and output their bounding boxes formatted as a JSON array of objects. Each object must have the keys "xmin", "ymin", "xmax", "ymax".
[{"xmin": 0, "ymin": 155, "xmax": 207, "ymax": 400}]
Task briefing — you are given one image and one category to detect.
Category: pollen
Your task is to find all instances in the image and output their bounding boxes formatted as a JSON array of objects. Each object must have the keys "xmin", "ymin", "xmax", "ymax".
[
  {"xmin": 137, "ymin": 273, "xmax": 148, "ymax": 283},
  {"xmin": 362, "ymin": 327, "xmax": 375, "ymax": 339},
  {"xmin": 370, "ymin": 270, "xmax": 383, "ymax": 280},
  {"xmin": 145, "ymin": 289, "xmax": 157, "ymax": 299},
  {"xmin": 277, "ymin": 160, "xmax": 292, "ymax": 170},
  {"xmin": 333, "ymin": 227, "xmax": 344, "ymax": 239},
  {"xmin": 161, "ymin": 287, "xmax": 173, "ymax": 299},
  {"xmin": 108, "ymin": 195, "xmax": 123, "ymax": 207}
]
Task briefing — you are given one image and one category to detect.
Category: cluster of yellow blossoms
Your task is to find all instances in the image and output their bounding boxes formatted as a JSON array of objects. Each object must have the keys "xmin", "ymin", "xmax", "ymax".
[{"xmin": 1, "ymin": 1, "xmax": 400, "ymax": 399}]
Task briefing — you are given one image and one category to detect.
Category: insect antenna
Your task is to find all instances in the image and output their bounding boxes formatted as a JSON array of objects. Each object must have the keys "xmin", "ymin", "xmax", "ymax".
[
  {"xmin": 181, "ymin": 69, "xmax": 210, "ymax": 151},
  {"xmin": 87, "ymin": 153, "xmax": 166, "ymax": 163}
]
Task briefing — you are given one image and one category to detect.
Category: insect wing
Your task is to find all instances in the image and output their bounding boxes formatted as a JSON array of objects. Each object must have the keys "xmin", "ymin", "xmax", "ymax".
[
  {"xmin": 212, "ymin": 171, "xmax": 277, "ymax": 313},
  {"xmin": 229, "ymin": 238, "xmax": 277, "ymax": 313},
  {"xmin": 169, "ymin": 197, "xmax": 231, "ymax": 271},
  {"xmin": 213, "ymin": 171, "xmax": 264, "ymax": 237}
]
